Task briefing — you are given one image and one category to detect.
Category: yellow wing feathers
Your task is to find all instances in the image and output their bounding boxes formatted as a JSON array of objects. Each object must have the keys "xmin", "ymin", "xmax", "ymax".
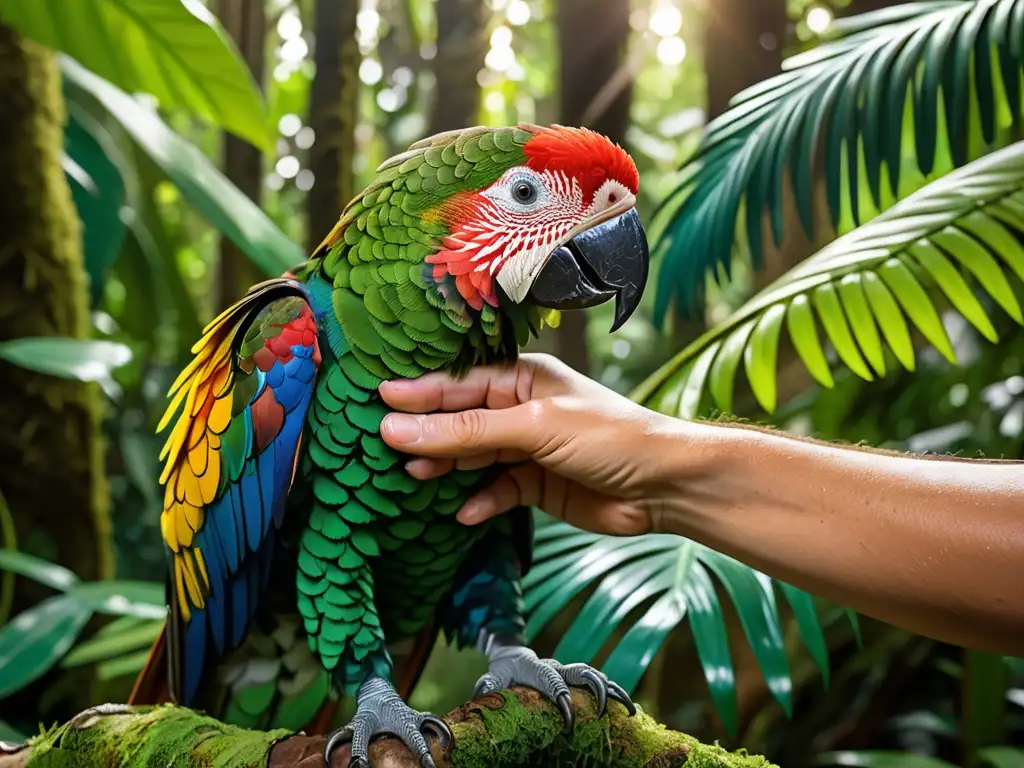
[{"xmin": 158, "ymin": 299, "xmax": 248, "ymax": 622}]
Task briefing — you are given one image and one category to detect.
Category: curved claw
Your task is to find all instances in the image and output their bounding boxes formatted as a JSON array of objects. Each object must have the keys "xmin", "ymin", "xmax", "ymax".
[
  {"xmin": 421, "ymin": 714, "xmax": 454, "ymax": 754},
  {"xmin": 555, "ymin": 691, "xmax": 574, "ymax": 734},
  {"xmin": 578, "ymin": 667, "xmax": 608, "ymax": 717},
  {"xmin": 323, "ymin": 726, "xmax": 354, "ymax": 766},
  {"xmin": 607, "ymin": 680, "xmax": 637, "ymax": 717}
]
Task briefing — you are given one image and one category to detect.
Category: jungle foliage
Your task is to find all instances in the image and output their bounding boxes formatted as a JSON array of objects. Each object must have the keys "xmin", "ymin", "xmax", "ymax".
[{"xmin": 0, "ymin": 2, "xmax": 1020, "ymax": 768}]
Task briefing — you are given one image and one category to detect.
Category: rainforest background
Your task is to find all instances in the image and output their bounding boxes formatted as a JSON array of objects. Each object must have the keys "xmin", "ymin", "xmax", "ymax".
[{"xmin": 0, "ymin": 1, "xmax": 1021, "ymax": 767}]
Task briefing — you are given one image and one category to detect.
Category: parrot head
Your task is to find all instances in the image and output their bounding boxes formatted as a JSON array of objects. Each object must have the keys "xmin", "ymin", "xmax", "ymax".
[{"xmin": 423, "ymin": 124, "xmax": 649, "ymax": 332}]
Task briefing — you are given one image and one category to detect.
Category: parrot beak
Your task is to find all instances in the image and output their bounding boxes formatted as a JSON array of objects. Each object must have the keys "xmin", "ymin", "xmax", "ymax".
[{"xmin": 528, "ymin": 207, "xmax": 650, "ymax": 332}]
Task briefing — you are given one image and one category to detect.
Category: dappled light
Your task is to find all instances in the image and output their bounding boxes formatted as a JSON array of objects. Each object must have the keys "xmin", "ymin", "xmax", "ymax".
[{"xmin": 0, "ymin": 0, "xmax": 1020, "ymax": 766}]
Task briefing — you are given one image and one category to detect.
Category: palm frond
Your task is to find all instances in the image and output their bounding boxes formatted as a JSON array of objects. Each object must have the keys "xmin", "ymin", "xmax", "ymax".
[
  {"xmin": 635, "ymin": 139, "xmax": 1024, "ymax": 418},
  {"xmin": 654, "ymin": 0, "xmax": 1024, "ymax": 323},
  {"xmin": 525, "ymin": 515, "xmax": 831, "ymax": 736}
]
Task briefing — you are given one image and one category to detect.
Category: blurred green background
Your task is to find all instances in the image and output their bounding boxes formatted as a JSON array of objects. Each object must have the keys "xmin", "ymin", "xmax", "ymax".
[{"xmin": 0, "ymin": 1, "xmax": 1021, "ymax": 767}]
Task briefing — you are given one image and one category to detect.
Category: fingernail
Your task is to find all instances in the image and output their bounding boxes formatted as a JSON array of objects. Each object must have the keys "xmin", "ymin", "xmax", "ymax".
[
  {"xmin": 458, "ymin": 496, "xmax": 495, "ymax": 525},
  {"xmin": 381, "ymin": 414, "xmax": 421, "ymax": 444}
]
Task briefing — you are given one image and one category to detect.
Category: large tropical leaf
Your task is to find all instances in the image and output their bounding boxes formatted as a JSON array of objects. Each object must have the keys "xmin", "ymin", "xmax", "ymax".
[
  {"xmin": 525, "ymin": 515, "xmax": 830, "ymax": 736},
  {"xmin": 636, "ymin": 139, "xmax": 1024, "ymax": 418},
  {"xmin": 63, "ymin": 100, "xmax": 127, "ymax": 305},
  {"xmin": 654, "ymin": 0, "xmax": 1024, "ymax": 322},
  {"xmin": 61, "ymin": 56, "xmax": 305, "ymax": 279},
  {"xmin": 0, "ymin": 338, "xmax": 132, "ymax": 383},
  {"xmin": 0, "ymin": 551, "xmax": 165, "ymax": 698},
  {"xmin": 0, "ymin": 0, "xmax": 273, "ymax": 151}
]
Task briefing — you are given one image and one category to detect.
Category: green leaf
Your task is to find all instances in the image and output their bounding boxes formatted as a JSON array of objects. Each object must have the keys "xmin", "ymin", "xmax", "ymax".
[
  {"xmin": 708, "ymin": 320, "xmax": 755, "ymax": 413},
  {"xmin": 0, "ymin": 0, "xmax": 273, "ymax": 151},
  {"xmin": 0, "ymin": 550, "xmax": 79, "ymax": 592},
  {"xmin": 68, "ymin": 580, "xmax": 167, "ymax": 620},
  {"xmin": 527, "ymin": 521, "xmax": 817, "ymax": 736},
  {"xmin": 816, "ymin": 752, "xmax": 960, "ymax": 768},
  {"xmin": 61, "ymin": 57, "xmax": 304, "ymax": 278},
  {"xmin": 978, "ymin": 748, "xmax": 1024, "ymax": 768},
  {"xmin": 878, "ymin": 258, "xmax": 956, "ymax": 363},
  {"xmin": 653, "ymin": 0, "xmax": 1024, "ymax": 323},
  {"xmin": 96, "ymin": 649, "xmax": 152, "ymax": 680},
  {"xmin": 0, "ymin": 594, "xmax": 93, "ymax": 697},
  {"xmin": 62, "ymin": 619, "xmax": 162, "ymax": 668},
  {"xmin": 744, "ymin": 304, "xmax": 786, "ymax": 412},
  {"xmin": 786, "ymin": 295, "xmax": 835, "ymax": 387},
  {"xmin": 0, "ymin": 719, "xmax": 26, "ymax": 744},
  {"xmin": 0, "ymin": 338, "xmax": 131, "ymax": 382},
  {"xmin": 778, "ymin": 582, "xmax": 830, "ymax": 687},
  {"xmin": 634, "ymin": 141, "xmax": 1024, "ymax": 418},
  {"xmin": 63, "ymin": 102, "xmax": 127, "ymax": 305}
]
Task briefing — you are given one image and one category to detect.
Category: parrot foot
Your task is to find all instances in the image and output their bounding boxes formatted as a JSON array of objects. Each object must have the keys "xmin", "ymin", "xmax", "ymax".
[
  {"xmin": 474, "ymin": 633, "xmax": 636, "ymax": 734},
  {"xmin": 324, "ymin": 676, "xmax": 453, "ymax": 768}
]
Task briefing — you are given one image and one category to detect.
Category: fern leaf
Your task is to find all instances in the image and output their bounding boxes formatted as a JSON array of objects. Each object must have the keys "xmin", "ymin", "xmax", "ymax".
[{"xmin": 654, "ymin": 0, "xmax": 1024, "ymax": 322}]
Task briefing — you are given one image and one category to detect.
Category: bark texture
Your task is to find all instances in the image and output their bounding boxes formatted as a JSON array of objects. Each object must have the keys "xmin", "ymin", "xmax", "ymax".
[
  {"xmin": 0, "ymin": 688, "xmax": 777, "ymax": 768},
  {"xmin": 0, "ymin": 26, "xmax": 111, "ymax": 586},
  {"xmin": 429, "ymin": 0, "xmax": 487, "ymax": 135},
  {"xmin": 217, "ymin": 0, "xmax": 267, "ymax": 301},
  {"xmin": 554, "ymin": 0, "xmax": 633, "ymax": 374},
  {"xmin": 704, "ymin": 0, "xmax": 787, "ymax": 121},
  {"xmin": 306, "ymin": 0, "xmax": 360, "ymax": 254}
]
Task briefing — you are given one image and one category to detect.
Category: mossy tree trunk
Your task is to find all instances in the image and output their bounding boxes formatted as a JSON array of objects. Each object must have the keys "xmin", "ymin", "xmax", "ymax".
[
  {"xmin": 306, "ymin": 0, "xmax": 360, "ymax": 254},
  {"xmin": 0, "ymin": 26, "xmax": 111, "ymax": 590},
  {"xmin": 0, "ymin": 688, "xmax": 778, "ymax": 768}
]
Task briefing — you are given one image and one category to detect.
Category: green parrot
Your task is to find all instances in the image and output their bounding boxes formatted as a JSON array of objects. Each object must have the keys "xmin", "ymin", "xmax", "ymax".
[{"xmin": 130, "ymin": 123, "xmax": 650, "ymax": 767}]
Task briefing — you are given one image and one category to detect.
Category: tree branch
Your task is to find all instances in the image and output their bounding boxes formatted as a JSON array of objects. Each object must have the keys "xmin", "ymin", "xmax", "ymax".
[{"xmin": 0, "ymin": 687, "xmax": 777, "ymax": 768}]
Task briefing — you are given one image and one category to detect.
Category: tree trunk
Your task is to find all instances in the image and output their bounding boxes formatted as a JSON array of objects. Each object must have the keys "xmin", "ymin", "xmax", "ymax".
[
  {"xmin": 429, "ymin": 0, "xmax": 487, "ymax": 135},
  {"xmin": 0, "ymin": 26, "xmax": 111, "ymax": 587},
  {"xmin": 0, "ymin": 689, "xmax": 777, "ymax": 768},
  {"xmin": 554, "ymin": 0, "xmax": 633, "ymax": 374},
  {"xmin": 217, "ymin": 0, "xmax": 267, "ymax": 302},
  {"xmin": 704, "ymin": 0, "xmax": 788, "ymax": 121},
  {"xmin": 306, "ymin": 0, "xmax": 360, "ymax": 254}
]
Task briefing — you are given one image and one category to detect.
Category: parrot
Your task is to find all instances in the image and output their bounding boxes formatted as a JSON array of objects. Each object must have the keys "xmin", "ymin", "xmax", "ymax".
[{"xmin": 128, "ymin": 123, "xmax": 650, "ymax": 767}]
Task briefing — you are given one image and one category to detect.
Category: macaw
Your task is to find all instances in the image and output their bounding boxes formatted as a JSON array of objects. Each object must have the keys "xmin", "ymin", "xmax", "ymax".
[{"xmin": 129, "ymin": 124, "xmax": 649, "ymax": 767}]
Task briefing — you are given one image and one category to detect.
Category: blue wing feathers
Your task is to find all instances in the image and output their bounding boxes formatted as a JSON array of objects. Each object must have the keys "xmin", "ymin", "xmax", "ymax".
[{"xmin": 171, "ymin": 287, "xmax": 324, "ymax": 708}]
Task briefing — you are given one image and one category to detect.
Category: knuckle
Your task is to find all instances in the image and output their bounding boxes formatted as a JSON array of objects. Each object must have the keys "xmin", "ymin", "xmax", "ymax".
[{"xmin": 450, "ymin": 409, "xmax": 487, "ymax": 446}]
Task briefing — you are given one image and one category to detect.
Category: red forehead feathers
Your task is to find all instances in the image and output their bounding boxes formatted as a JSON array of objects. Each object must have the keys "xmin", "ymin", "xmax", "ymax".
[{"xmin": 522, "ymin": 125, "xmax": 640, "ymax": 205}]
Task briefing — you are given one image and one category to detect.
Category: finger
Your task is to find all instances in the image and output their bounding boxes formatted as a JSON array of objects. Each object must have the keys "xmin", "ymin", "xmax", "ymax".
[
  {"xmin": 456, "ymin": 463, "xmax": 546, "ymax": 525},
  {"xmin": 381, "ymin": 405, "xmax": 538, "ymax": 457},
  {"xmin": 405, "ymin": 458, "xmax": 453, "ymax": 480},
  {"xmin": 378, "ymin": 364, "xmax": 526, "ymax": 413}
]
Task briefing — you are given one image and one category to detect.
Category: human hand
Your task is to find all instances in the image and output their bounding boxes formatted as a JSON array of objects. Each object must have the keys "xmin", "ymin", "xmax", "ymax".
[{"xmin": 378, "ymin": 353, "xmax": 698, "ymax": 536}]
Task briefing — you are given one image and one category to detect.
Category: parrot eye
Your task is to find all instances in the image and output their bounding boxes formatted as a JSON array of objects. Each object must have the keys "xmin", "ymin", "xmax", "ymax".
[{"xmin": 512, "ymin": 180, "xmax": 538, "ymax": 205}]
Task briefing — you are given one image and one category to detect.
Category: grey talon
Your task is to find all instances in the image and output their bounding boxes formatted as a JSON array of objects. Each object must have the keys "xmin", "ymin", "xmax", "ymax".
[
  {"xmin": 419, "ymin": 752, "xmax": 436, "ymax": 768},
  {"xmin": 323, "ymin": 726, "xmax": 353, "ymax": 764},
  {"xmin": 555, "ymin": 691, "xmax": 575, "ymax": 733},
  {"xmin": 579, "ymin": 667, "xmax": 607, "ymax": 716},
  {"xmin": 350, "ymin": 758, "xmax": 370, "ymax": 768},
  {"xmin": 421, "ymin": 715, "xmax": 454, "ymax": 753},
  {"xmin": 608, "ymin": 681, "xmax": 637, "ymax": 716}
]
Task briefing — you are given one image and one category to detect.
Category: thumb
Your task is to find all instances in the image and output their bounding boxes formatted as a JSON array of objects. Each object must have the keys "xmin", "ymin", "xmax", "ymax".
[{"xmin": 380, "ymin": 404, "xmax": 540, "ymax": 458}]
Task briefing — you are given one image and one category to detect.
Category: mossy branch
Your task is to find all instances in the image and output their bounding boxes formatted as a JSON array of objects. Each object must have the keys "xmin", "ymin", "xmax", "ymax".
[{"xmin": 0, "ymin": 687, "xmax": 778, "ymax": 768}]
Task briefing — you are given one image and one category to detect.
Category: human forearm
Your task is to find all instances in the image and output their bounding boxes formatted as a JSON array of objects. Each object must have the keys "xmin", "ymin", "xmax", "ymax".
[{"xmin": 656, "ymin": 420, "xmax": 1024, "ymax": 655}]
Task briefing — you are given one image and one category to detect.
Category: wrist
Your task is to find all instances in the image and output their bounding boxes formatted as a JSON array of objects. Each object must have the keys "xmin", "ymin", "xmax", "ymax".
[{"xmin": 642, "ymin": 416, "xmax": 750, "ymax": 535}]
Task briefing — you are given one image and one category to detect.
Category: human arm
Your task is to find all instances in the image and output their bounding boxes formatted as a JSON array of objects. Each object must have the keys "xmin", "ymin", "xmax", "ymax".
[{"xmin": 378, "ymin": 354, "xmax": 1024, "ymax": 656}]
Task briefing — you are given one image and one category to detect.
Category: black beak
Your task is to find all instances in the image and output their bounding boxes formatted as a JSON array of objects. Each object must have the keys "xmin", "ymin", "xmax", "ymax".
[{"xmin": 528, "ymin": 207, "xmax": 649, "ymax": 332}]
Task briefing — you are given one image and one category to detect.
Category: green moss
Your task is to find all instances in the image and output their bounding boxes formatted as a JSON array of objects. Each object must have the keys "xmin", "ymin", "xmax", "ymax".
[
  {"xmin": 446, "ymin": 689, "xmax": 776, "ymax": 768},
  {"xmin": 15, "ymin": 694, "xmax": 778, "ymax": 768},
  {"xmin": 23, "ymin": 705, "xmax": 290, "ymax": 768}
]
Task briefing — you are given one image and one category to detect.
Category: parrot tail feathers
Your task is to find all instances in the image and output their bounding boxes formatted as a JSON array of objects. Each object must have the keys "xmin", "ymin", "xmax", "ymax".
[{"xmin": 128, "ymin": 623, "xmax": 172, "ymax": 706}]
